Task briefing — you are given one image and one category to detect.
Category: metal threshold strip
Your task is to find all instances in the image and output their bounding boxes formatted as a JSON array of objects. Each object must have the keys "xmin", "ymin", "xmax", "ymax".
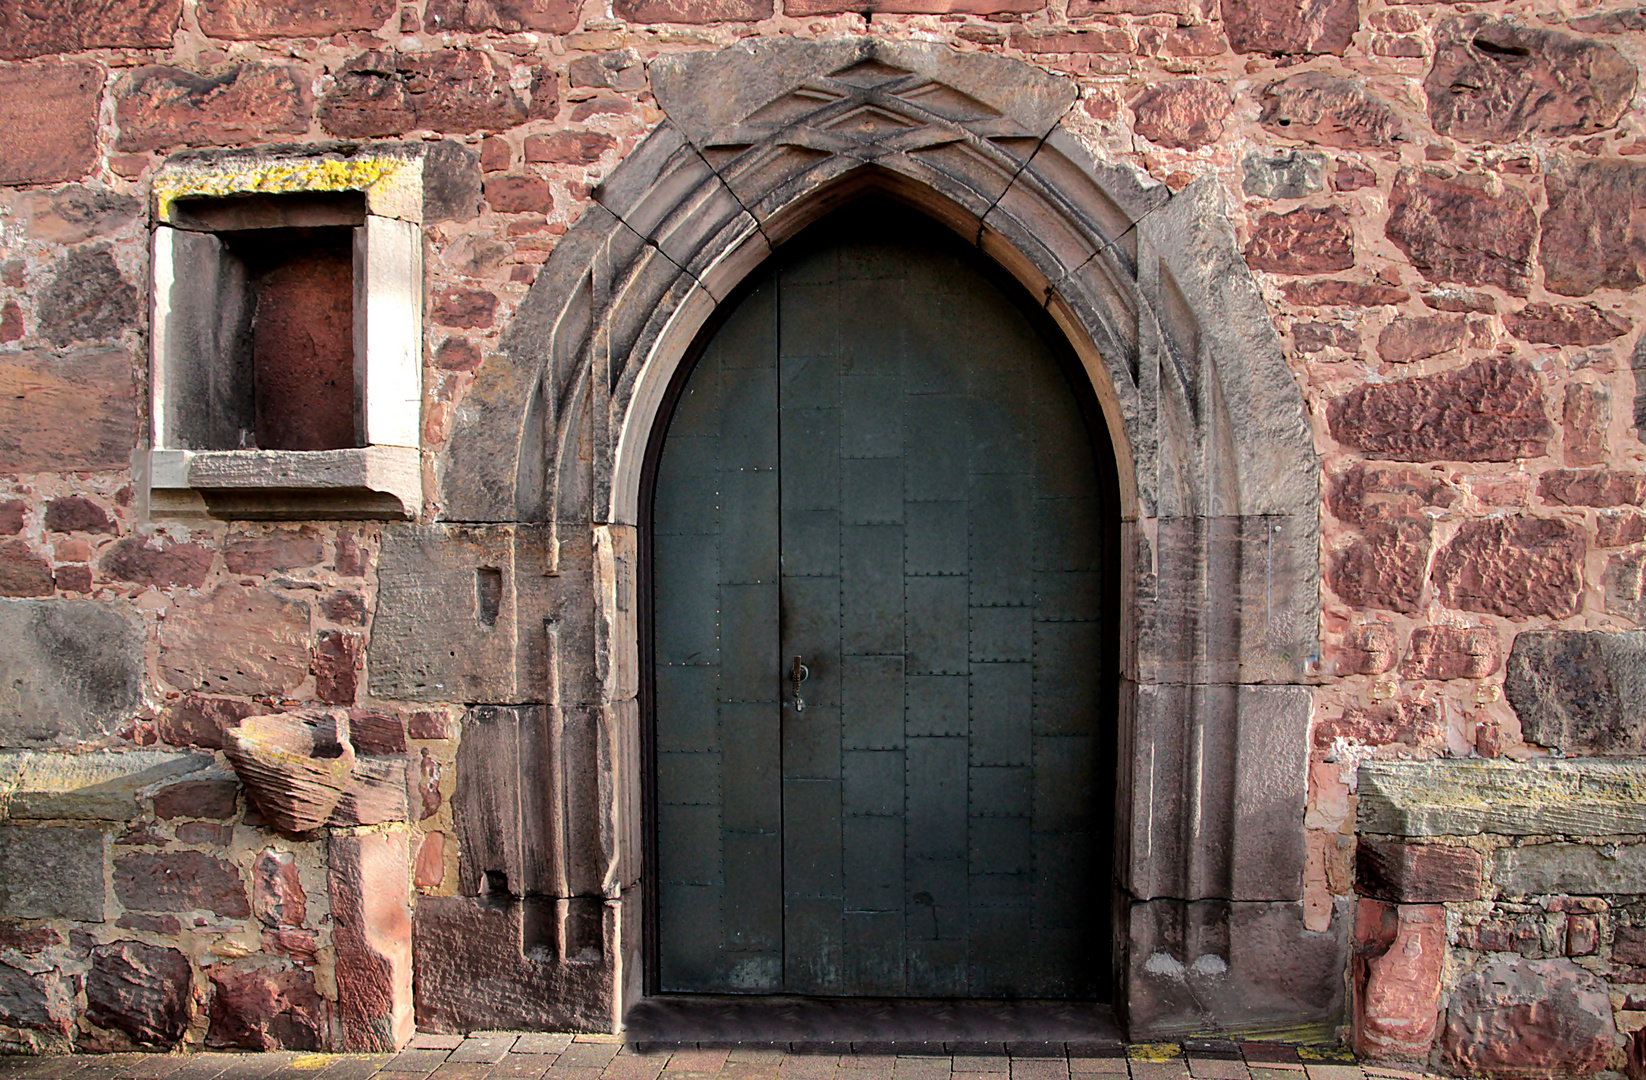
[{"xmin": 624, "ymin": 995, "xmax": 1123, "ymax": 1050}]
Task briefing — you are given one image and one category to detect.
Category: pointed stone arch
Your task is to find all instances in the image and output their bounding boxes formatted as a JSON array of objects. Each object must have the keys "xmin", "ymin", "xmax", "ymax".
[{"xmin": 430, "ymin": 36, "xmax": 1339, "ymax": 1040}]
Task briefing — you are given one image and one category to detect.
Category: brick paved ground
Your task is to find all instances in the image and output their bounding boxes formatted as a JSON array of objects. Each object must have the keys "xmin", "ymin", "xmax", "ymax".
[{"xmin": 0, "ymin": 1035, "xmax": 1449, "ymax": 1080}]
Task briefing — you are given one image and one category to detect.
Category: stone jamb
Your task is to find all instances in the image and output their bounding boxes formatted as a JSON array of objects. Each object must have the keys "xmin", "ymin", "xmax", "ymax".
[{"xmin": 423, "ymin": 36, "xmax": 1330, "ymax": 1041}]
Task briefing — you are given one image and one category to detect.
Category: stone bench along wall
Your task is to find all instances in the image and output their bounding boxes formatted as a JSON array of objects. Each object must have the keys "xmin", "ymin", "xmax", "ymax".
[{"xmin": 0, "ymin": 0, "xmax": 1642, "ymax": 1062}]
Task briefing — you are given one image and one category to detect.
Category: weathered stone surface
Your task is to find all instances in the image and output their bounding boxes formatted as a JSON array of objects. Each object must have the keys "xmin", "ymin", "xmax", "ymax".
[
  {"xmin": 1571, "ymin": 7, "xmax": 1646, "ymax": 32},
  {"xmin": 115, "ymin": 851, "xmax": 250, "ymax": 917},
  {"xmin": 115, "ymin": 64, "xmax": 311, "ymax": 152},
  {"xmin": 1258, "ymin": 71, "xmax": 1402, "ymax": 148},
  {"xmin": 432, "ymin": 288, "xmax": 498, "ymax": 329},
  {"xmin": 1402, "ymin": 625, "xmax": 1501, "ymax": 680},
  {"xmin": 1327, "ymin": 357, "xmax": 1550, "ymax": 462},
  {"xmin": 0, "ymin": 542, "xmax": 52, "ymax": 597},
  {"xmin": 224, "ymin": 711, "xmax": 355, "ymax": 833},
  {"xmin": 349, "ymin": 710, "xmax": 407, "ymax": 755},
  {"xmin": 0, "ymin": 927, "xmax": 62, "ymax": 953},
  {"xmin": 153, "ymin": 778, "xmax": 239, "ymax": 820},
  {"xmin": 415, "ymin": 831, "xmax": 446, "ymax": 888},
  {"xmin": 0, "ymin": 961, "xmax": 76, "ymax": 1036},
  {"xmin": 206, "ymin": 967, "xmax": 325, "ymax": 1050},
  {"xmin": 0, "ymin": 599, "xmax": 143, "ymax": 747},
  {"xmin": 1599, "ymin": 510, "xmax": 1646, "ymax": 548},
  {"xmin": 1539, "ymin": 467, "xmax": 1646, "ymax": 507},
  {"xmin": 160, "ymin": 585, "xmax": 310, "ymax": 695},
  {"xmin": 100, "ymin": 534, "xmax": 213, "ymax": 588},
  {"xmin": 1354, "ymin": 901, "xmax": 1445, "ymax": 1061},
  {"xmin": 1327, "ymin": 518, "xmax": 1430, "ymax": 614},
  {"xmin": 321, "ymin": 51, "xmax": 551, "ymax": 137},
  {"xmin": 1505, "ymin": 630, "xmax": 1646, "ymax": 755},
  {"xmin": 0, "ymin": 1, "xmax": 179, "ymax": 59},
  {"xmin": 1131, "ymin": 79, "xmax": 1231, "ymax": 151},
  {"xmin": 86, "ymin": 941, "xmax": 193, "ymax": 1047},
  {"xmin": 38, "ymin": 245, "xmax": 137, "ymax": 348},
  {"xmin": 158, "ymin": 695, "xmax": 260, "ymax": 751},
  {"xmin": 425, "ymin": 0, "xmax": 579, "ymax": 31},
  {"xmin": 197, "ymin": 0, "xmax": 394, "ymax": 38},
  {"xmin": 484, "ymin": 175, "xmax": 553, "ymax": 214},
  {"xmin": 1385, "ymin": 169, "xmax": 1536, "ymax": 295},
  {"xmin": 1542, "ymin": 160, "xmax": 1646, "ymax": 297},
  {"xmin": 1442, "ymin": 959, "xmax": 1615, "ymax": 1077},
  {"xmin": 0, "ymin": 61, "xmax": 102, "ymax": 186},
  {"xmin": 0, "ymin": 826, "xmax": 107, "ymax": 921},
  {"xmin": 1336, "ymin": 622, "xmax": 1397, "ymax": 676},
  {"xmin": 1427, "ymin": 18, "xmax": 1637, "ymax": 142},
  {"xmin": 1637, "ymin": 332, "xmax": 1646, "ymax": 445},
  {"xmin": 331, "ymin": 754, "xmax": 409, "ymax": 826},
  {"xmin": 1495, "ymin": 842, "xmax": 1646, "ymax": 896},
  {"xmin": 796, "ymin": 0, "xmax": 1038, "ymax": 12},
  {"xmin": 1606, "ymin": 550, "xmax": 1646, "ymax": 623},
  {"xmin": 1245, "ymin": 205, "xmax": 1352, "ymax": 274},
  {"xmin": 1564, "ymin": 383, "xmax": 1611, "ymax": 467},
  {"xmin": 1506, "ymin": 302, "xmax": 1631, "ymax": 346},
  {"xmin": 223, "ymin": 528, "xmax": 323, "ymax": 575},
  {"xmin": 1316, "ymin": 700, "xmax": 1441, "ymax": 749},
  {"xmin": 1293, "ymin": 322, "xmax": 1357, "ymax": 354},
  {"xmin": 1222, "ymin": 0, "xmax": 1356, "ymax": 56},
  {"xmin": 1375, "ymin": 316, "xmax": 1466, "ymax": 364},
  {"xmin": 0, "ymin": 502, "xmax": 22, "ymax": 535},
  {"xmin": 615, "ymin": 0, "xmax": 770, "ymax": 20},
  {"xmin": 1281, "ymin": 279, "xmax": 1409, "ymax": 307},
  {"xmin": 252, "ymin": 849, "xmax": 306, "ymax": 928},
  {"xmin": 3, "ymin": 750, "xmax": 209, "ymax": 820},
  {"xmin": 1014, "ymin": 28, "xmax": 1134, "ymax": 53},
  {"xmin": 43, "ymin": 496, "xmax": 113, "ymax": 534},
  {"xmin": 28, "ymin": 186, "xmax": 140, "ymax": 244},
  {"xmin": 1357, "ymin": 840, "xmax": 1483, "ymax": 903},
  {"xmin": 1359, "ymin": 758, "xmax": 1646, "ymax": 837},
  {"xmin": 422, "ymin": 139, "xmax": 483, "ymax": 223},
  {"xmin": 524, "ymin": 132, "xmax": 617, "ymax": 166},
  {"xmin": 330, "ymin": 831, "xmax": 414, "ymax": 1051},
  {"xmin": 0, "ymin": 348, "xmax": 136, "ymax": 473},
  {"xmin": 313, "ymin": 629, "xmax": 363, "ymax": 705},
  {"xmin": 1432, "ymin": 517, "xmax": 1583, "ymax": 619},
  {"xmin": 323, "ymin": 591, "xmax": 368, "ymax": 626},
  {"xmin": 1241, "ymin": 149, "xmax": 1326, "ymax": 199}
]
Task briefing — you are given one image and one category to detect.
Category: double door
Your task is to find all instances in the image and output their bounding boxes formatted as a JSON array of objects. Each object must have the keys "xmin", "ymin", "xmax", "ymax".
[{"xmin": 651, "ymin": 210, "xmax": 1113, "ymax": 999}]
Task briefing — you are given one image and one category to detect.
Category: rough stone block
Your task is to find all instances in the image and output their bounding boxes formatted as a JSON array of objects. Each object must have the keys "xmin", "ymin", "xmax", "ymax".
[
  {"xmin": 1355, "ymin": 840, "xmax": 1483, "ymax": 903},
  {"xmin": 1258, "ymin": 71, "xmax": 1402, "ymax": 148},
  {"xmin": 86, "ymin": 941, "xmax": 193, "ymax": 1047},
  {"xmin": 0, "ymin": 541, "xmax": 53, "ymax": 597},
  {"xmin": 39, "ymin": 245, "xmax": 138, "ymax": 347},
  {"xmin": 1401, "ymin": 625, "xmax": 1501, "ymax": 681},
  {"xmin": 0, "ymin": 599, "xmax": 144, "ymax": 747},
  {"xmin": 1326, "ymin": 356, "xmax": 1549, "ymax": 463},
  {"xmin": 223, "ymin": 528, "xmax": 323, "ymax": 574},
  {"xmin": 1607, "ymin": 551, "xmax": 1646, "ymax": 623},
  {"xmin": 1441, "ymin": 959, "xmax": 1615, "ymax": 1077},
  {"xmin": 1326, "ymin": 517, "xmax": 1429, "ymax": 615},
  {"xmin": 197, "ymin": 0, "xmax": 395, "ymax": 37},
  {"xmin": 206, "ymin": 966, "xmax": 326, "ymax": 1050},
  {"xmin": 1244, "ymin": 205, "xmax": 1353, "ymax": 273},
  {"xmin": 1564, "ymin": 383, "xmax": 1612, "ymax": 467},
  {"xmin": 116, "ymin": 64, "xmax": 312, "ymax": 152},
  {"xmin": 152, "ymin": 777, "xmax": 240, "ymax": 820},
  {"xmin": 0, "ymin": 961, "xmax": 77, "ymax": 1037},
  {"xmin": 454, "ymin": 704, "xmax": 560, "ymax": 898},
  {"xmin": 252, "ymin": 849, "xmax": 306, "ymax": 929},
  {"xmin": 1385, "ymin": 168, "xmax": 1536, "ymax": 295},
  {"xmin": 1358, "ymin": 758, "xmax": 1646, "ymax": 837},
  {"xmin": 1431, "ymin": 516, "xmax": 1584, "ymax": 619},
  {"xmin": 1504, "ymin": 630, "xmax": 1646, "ymax": 755},
  {"xmin": 160, "ymin": 585, "xmax": 311, "ymax": 696},
  {"xmin": 1, "ymin": 750, "xmax": 211, "ymax": 820},
  {"xmin": 1315, "ymin": 699, "xmax": 1441, "ymax": 750},
  {"xmin": 0, "ymin": 61, "xmax": 102, "ymax": 186},
  {"xmin": 1426, "ymin": 17, "xmax": 1636, "ymax": 141},
  {"xmin": 1539, "ymin": 467, "xmax": 1646, "ymax": 507},
  {"xmin": 44, "ymin": 496, "xmax": 114, "ymax": 535},
  {"xmin": 0, "ymin": 1, "xmax": 179, "ymax": 59},
  {"xmin": 330, "ymin": 831, "xmax": 414, "ymax": 1051},
  {"xmin": 424, "ymin": 0, "xmax": 580, "ymax": 32},
  {"xmin": 0, "ymin": 348, "xmax": 138, "ymax": 472},
  {"xmin": 1494, "ymin": 842, "xmax": 1646, "ymax": 896},
  {"xmin": 1241, "ymin": 149, "xmax": 1326, "ymax": 199},
  {"xmin": 1132, "ymin": 80, "xmax": 1232, "ymax": 152},
  {"xmin": 1542, "ymin": 160, "xmax": 1646, "ymax": 297},
  {"xmin": 320, "ymin": 50, "xmax": 548, "ymax": 138},
  {"xmin": 1223, "ymin": 0, "xmax": 1356, "ymax": 56},
  {"xmin": 114, "ymin": 850, "xmax": 250, "ymax": 918},
  {"xmin": 0, "ymin": 825, "xmax": 107, "ymax": 921},
  {"xmin": 1508, "ymin": 302, "xmax": 1632, "ymax": 346}
]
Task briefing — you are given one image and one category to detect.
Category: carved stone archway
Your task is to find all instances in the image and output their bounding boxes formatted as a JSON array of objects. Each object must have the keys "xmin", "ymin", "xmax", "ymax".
[{"xmin": 417, "ymin": 36, "xmax": 1339, "ymax": 1041}]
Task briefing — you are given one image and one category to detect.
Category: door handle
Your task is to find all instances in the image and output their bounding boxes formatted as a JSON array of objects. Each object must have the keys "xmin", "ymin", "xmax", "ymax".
[{"xmin": 790, "ymin": 655, "xmax": 810, "ymax": 713}]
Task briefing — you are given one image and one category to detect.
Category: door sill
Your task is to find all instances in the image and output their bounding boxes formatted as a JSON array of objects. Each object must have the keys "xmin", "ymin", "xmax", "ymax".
[{"xmin": 624, "ymin": 995, "xmax": 1122, "ymax": 1051}]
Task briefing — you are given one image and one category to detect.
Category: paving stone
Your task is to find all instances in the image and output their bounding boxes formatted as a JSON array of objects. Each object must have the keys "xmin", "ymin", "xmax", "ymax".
[
  {"xmin": 1130, "ymin": 1064, "xmax": 1190, "ymax": 1080},
  {"xmin": 1187, "ymin": 1062, "xmax": 1249, "ymax": 1080},
  {"xmin": 556, "ymin": 1043, "xmax": 621, "ymax": 1069},
  {"xmin": 433, "ymin": 1065, "xmax": 497, "ymax": 1080},
  {"xmin": 488, "ymin": 1062, "xmax": 550, "ymax": 1080},
  {"xmin": 514, "ymin": 1035, "xmax": 576, "ymax": 1055},
  {"xmin": 386, "ymin": 1052, "xmax": 452, "ymax": 1074},
  {"xmin": 414, "ymin": 1036, "xmax": 468, "ymax": 1050}
]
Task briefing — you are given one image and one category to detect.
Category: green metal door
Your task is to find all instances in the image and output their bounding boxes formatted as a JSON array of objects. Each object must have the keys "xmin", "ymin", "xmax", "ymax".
[{"xmin": 652, "ymin": 205, "xmax": 1113, "ymax": 999}]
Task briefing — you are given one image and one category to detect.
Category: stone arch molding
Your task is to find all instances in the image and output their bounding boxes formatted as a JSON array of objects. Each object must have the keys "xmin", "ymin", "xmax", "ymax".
[{"xmin": 417, "ymin": 37, "xmax": 1336, "ymax": 1040}]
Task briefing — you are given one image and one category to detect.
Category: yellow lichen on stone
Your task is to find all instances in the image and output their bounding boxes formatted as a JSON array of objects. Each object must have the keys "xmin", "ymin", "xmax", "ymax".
[{"xmin": 154, "ymin": 156, "xmax": 409, "ymax": 222}]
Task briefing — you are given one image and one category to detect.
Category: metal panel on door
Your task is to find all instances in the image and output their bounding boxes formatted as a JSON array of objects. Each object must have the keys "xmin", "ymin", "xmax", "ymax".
[{"xmin": 654, "ymin": 207, "xmax": 1111, "ymax": 999}]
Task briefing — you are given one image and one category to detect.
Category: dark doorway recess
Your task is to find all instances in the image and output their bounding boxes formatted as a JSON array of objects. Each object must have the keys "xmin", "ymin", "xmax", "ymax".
[{"xmin": 642, "ymin": 199, "xmax": 1121, "ymax": 1018}]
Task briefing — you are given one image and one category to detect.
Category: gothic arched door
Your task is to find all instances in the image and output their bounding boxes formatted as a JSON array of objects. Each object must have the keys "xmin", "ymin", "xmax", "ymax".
[{"xmin": 646, "ymin": 200, "xmax": 1118, "ymax": 1000}]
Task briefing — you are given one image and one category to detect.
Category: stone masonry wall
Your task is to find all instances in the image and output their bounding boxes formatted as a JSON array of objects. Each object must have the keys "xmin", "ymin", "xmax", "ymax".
[{"xmin": 0, "ymin": 0, "xmax": 1644, "ymax": 1070}]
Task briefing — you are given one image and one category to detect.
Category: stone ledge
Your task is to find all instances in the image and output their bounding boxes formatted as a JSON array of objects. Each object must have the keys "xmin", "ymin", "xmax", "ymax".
[
  {"xmin": 148, "ymin": 446, "xmax": 421, "ymax": 520},
  {"xmin": 1358, "ymin": 757, "xmax": 1646, "ymax": 838},
  {"xmin": 0, "ymin": 749, "xmax": 213, "ymax": 821}
]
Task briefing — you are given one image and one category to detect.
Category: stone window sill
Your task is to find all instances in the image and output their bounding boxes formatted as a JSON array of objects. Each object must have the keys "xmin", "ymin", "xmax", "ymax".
[{"xmin": 146, "ymin": 446, "xmax": 421, "ymax": 520}]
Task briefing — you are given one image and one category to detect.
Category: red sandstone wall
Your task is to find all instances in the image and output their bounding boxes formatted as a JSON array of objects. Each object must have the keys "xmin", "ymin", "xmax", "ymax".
[{"xmin": 0, "ymin": 0, "xmax": 1643, "ymax": 1069}]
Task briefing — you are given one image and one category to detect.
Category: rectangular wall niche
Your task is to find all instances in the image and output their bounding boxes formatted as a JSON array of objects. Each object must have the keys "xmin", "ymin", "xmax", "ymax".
[{"xmin": 148, "ymin": 149, "xmax": 426, "ymax": 520}]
